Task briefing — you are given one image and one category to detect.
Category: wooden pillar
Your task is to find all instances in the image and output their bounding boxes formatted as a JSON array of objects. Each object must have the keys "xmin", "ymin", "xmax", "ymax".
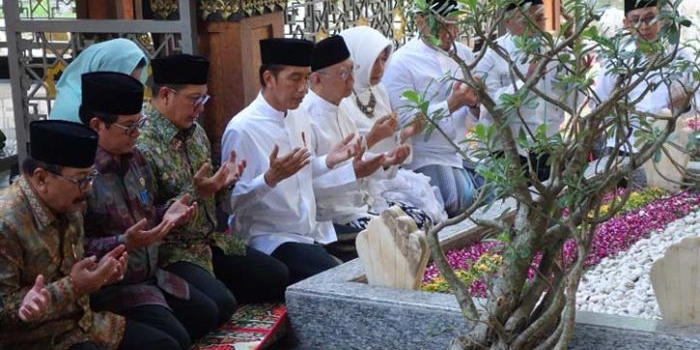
[
  {"xmin": 546, "ymin": 0, "xmax": 561, "ymax": 31},
  {"xmin": 76, "ymin": 0, "xmax": 135, "ymax": 19},
  {"xmin": 198, "ymin": 12, "xmax": 285, "ymax": 161}
]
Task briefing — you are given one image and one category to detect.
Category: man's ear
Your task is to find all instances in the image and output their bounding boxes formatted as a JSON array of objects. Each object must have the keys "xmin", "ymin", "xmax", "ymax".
[
  {"xmin": 88, "ymin": 117, "xmax": 102, "ymax": 132},
  {"xmin": 414, "ymin": 14, "xmax": 426, "ymax": 31},
  {"xmin": 33, "ymin": 167, "xmax": 49, "ymax": 191},
  {"xmin": 158, "ymin": 86, "xmax": 170, "ymax": 100},
  {"xmin": 309, "ymin": 72, "xmax": 322, "ymax": 86},
  {"xmin": 262, "ymin": 70, "xmax": 275, "ymax": 89}
]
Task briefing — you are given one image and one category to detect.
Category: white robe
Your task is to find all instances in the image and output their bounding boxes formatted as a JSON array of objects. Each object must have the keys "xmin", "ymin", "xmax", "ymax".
[
  {"xmin": 592, "ymin": 43, "xmax": 697, "ymax": 152},
  {"xmin": 382, "ymin": 37, "xmax": 477, "ymax": 170},
  {"xmin": 301, "ymin": 90, "xmax": 371, "ymax": 224},
  {"xmin": 222, "ymin": 93, "xmax": 355, "ymax": 254},
  {"xmin": 474, "ymin": 33, "xmax": 572, "ymax": 156}
]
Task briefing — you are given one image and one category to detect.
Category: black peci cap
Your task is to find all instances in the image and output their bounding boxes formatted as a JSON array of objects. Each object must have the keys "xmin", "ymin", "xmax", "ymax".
[
  {"xmin": 625, "ymin": 0, "xmax": 657, "ymax": 14},
  {"xmin": 311, "ymin": 36, "xmax": 351, "ymax": 72},
  {"xmin": 81, "ymin": 72, "xmax": 144, "ymax": 118},
  {"xmin": 151, "ymin": 54, "xmax": 210, "ymax": 85},
  {"xmin": 260, "ymin": 38, "xmax": 314, "ymax": 67},
  {"xmin": 505, "ymin": 0, "xmax": 544, "ymax": 12},
  {"xmin": 30, "ymin": 120, "xmax": 98, "ymax": 168}
]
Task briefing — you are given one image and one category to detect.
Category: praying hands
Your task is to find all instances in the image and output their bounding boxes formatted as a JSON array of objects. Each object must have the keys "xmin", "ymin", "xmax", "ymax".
[
  {"xmin": 18, "ymin": 275, "xmax": 51, "ymax": 323},
  {"xmin": 194, "ymin": 150, "xmax": 247, "ymax": 198}
]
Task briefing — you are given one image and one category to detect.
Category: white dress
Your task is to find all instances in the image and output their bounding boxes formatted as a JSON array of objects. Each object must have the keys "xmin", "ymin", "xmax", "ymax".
[{"xmin": 339, "ymin": 26, "xmax": 447, "ymax": 223}]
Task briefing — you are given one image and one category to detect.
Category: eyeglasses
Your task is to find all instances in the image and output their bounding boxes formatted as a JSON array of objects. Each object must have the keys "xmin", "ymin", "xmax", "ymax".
[
  {"xmin": 318, "ymin": 65, "xmax": 356, "ymax": 81},
  {"xmin": 167, "ymin": 87, "xmax": 211, "ymax": 109},
  {"xmin": 111, "ymin": 116, "xmax": 147, "ymax": 136},
  {"xmin": 48, "ymin": 168, "xmax": 99, "ymax": 191},
  {"xmin": 629, "ymin": 15, "xmax": 657, "ymax": 26}
]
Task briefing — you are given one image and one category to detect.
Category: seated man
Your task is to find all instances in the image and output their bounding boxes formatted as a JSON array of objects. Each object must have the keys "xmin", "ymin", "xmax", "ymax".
[
  {"xmin": 0, "ymin": 120, "xmax": 176, "ymax": 350},
  {"xmin": 475, "ymin": 0, "xmax": 570, "ymax": 182},
  {"xmin": 302, "ymin": 35, "xmax": 432, "ymax": 260},
  {"xmin": 383, "ymin": 0, "xmax": 482, "ymax": 217},
  {"xmin": 79, "ymin": 71, "xmax": 217, "ymax": 348},
  {"xmin": 222, "ymin": 38, "xmax": 361, "ymax": 283},
  {"xmin": 137, "ymin": 54, "xmax": 289, "ymax": 315},
  {"xmin": 593, "ymin": 0, "xmax": 696, "ymax": 155}
]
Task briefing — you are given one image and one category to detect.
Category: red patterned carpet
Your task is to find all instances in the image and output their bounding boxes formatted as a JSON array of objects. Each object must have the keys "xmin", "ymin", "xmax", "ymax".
[{"xmin": 191, "ymin": 303, "xmax": 288, "ymax": 350}]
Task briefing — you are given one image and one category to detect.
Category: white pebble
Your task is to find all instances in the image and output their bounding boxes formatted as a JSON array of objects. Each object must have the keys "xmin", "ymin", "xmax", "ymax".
[{"xmin": 576, "ymin": 208, "xmax": 700, "ymax": 320}]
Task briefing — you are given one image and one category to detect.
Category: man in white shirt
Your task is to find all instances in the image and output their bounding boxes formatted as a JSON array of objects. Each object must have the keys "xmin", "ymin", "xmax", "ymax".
[
  {"xmin": 383, "ymin": 0, "xmax": 482, "ymax": 218},
  {"xmin": 302, "ymin": 35, "xmax": 430, "ymax": 261},
  {"xmin": 593, "ymin": 0, "xmax": 695, "ymax": 157},
  {"xmin": 222, "ymin": 38, "xmax": 361, "ymax": 284},
  {"xmin": 474, "ymin": 0, "xmax": 572, "ymax": 182}
]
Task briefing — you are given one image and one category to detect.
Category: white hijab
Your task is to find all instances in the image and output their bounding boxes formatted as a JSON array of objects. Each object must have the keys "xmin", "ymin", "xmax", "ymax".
[
  {"xmin": 339, "ymin": 26, "xmax": 396, "ymax": 152},
  {"xmin": 339, "ymin": 26, "xmax": 394, "ymax": 93}
]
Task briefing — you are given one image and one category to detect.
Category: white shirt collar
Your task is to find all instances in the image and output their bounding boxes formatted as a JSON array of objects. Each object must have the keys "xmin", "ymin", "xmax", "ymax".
[
  {"xmin": 305, "ymin": 89, "xmax": 340, "ymax": 115},
  {"xmin": 254, "ymin": 91, "xmax": 287, "ymax": 122}
]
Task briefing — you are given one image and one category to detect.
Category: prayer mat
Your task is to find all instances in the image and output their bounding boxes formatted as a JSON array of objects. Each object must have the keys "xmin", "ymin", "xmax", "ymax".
[{"xmin": 190, "ymin": 303, "xmax": 288, "ymax": 350}]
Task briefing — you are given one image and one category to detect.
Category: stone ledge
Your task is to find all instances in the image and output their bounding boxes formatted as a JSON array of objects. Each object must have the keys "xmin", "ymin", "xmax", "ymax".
[{"xmin": 286, "ymin": 259, "xmax": 700, "ymax": 349}]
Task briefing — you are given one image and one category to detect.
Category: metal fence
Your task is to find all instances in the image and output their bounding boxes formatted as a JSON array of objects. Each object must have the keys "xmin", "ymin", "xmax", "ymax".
[
  {"xmin": 3, "ymin": 0, "xmax": 196, "ymax": 160},
  {"xmin": 283, "ymin": 0, "xmax": 478, "ymax": 48},
  {"xmin": 284, "ymin": 0, "xmax": 415, "ymax": 44},
  {"xmin": 2, "ymin": 0, "xmax": 475, "ymax": 161}
]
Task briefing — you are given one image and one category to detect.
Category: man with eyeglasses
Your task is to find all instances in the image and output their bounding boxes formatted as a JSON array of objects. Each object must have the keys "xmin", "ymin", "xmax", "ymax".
[
  {"xmin": 222, "ymin": 38, "xmax": 363, "ymax": 284},
  {"xmin": 301, "ymin": 35, "xmax": 433, "ymax": 261},
  {"xmin": 78, "ymin": 71, "xmax": 219, "ymax": 349},
  {"xmin": 592, "ymin": 0, "xmax": 697, "ymax": 161},
  {"xmin": 383, "ymin": 0, "xmax": 483, "ymax": 218},
  {"xmin": 137, "ymin": 54, "xmax": 290, "ymax": 320},
  {"xmin": 0, "ymin": 120, "xmax": 153, "ymax": 350}
]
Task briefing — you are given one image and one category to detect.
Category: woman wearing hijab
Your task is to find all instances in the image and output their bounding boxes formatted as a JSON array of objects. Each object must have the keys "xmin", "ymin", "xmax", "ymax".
[
  {"xmin": 50, "ymin": 38, "xmax": 148, "ymax": 123},
  {"xmin": 339, "ymin": 26, "xmax": 446, "ymax": 223}
]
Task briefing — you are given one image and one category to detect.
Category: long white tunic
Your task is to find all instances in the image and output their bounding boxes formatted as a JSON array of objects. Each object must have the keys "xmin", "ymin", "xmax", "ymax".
[
  {"xmin": 474, "ymin": 33, "xmax": 570, "ymax": 155},
  {"xmin": 593, "ymin": 44, "xmax": 697, "ymax": 151},
  {"xmin": 383, "ymin": 38, "xmax": 477, "ymax": 170},
  {"xmin": 301, "ymin": 90, "xmax": 370, "ymax": 224},
  {"xmin": 222, "ymin": 93, "xmax": 354, "ymax": 254}
]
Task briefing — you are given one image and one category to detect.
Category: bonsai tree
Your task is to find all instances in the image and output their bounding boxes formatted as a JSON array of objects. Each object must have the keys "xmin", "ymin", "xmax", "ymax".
[{"xmin": 403, "ymin": 0, "xmax": 700, "ymax": 348}]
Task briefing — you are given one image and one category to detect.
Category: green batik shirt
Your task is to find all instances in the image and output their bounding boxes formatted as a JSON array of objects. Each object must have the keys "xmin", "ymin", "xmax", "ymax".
[{"xmin": 137, "ymin": 105, "xmax": 244, "ymax": 274}]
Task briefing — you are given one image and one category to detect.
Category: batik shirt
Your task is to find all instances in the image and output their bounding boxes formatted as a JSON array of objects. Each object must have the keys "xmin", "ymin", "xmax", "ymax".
[
  {"xmin": 83, "ymin": 147, "xmax": 189, "ymax": 312},
  {"xmin": 0, "ymin": 176, "xmax": 124, "ymax": 350},
  {"xmin": 137, "ymin": 105, "xmax": 244, "ymax": 274}
]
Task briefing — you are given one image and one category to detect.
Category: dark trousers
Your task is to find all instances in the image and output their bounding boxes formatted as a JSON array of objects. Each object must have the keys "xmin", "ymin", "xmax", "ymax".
[
  {"xmin": 90, "ymin": 281, "xmax": 218, "ymax": 343},
  {"xmin": 524, "ymin": 152, "xmax": 551, "ymax": 182},
  {"xmin": 271, "ymin": 242, "xmax": 341, "ymax": 285},
  {"xmin": 165, "ymin": 261, "xmax": 236, "ymax": 327},
  {"xmin": 492, "ymin": 151, "xmax": 551, "ymax": 183},
  {"xmin": 165, "ymin": 284, "xmax": 219, "ymax": 341},
  {"xmin": 68, "ymin": 315, "xmax": 181, "ymax": 350},
  {"xmin": 327, "ymin": 223, "xmax": 363, "ymax": 262},
  {"xmin": 118, "ymin": 305, "xmax": 189, "ymax": 350},
  {"xmin": 212, "ymin": 245, "xmax": 290, "ymax": 303}
]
